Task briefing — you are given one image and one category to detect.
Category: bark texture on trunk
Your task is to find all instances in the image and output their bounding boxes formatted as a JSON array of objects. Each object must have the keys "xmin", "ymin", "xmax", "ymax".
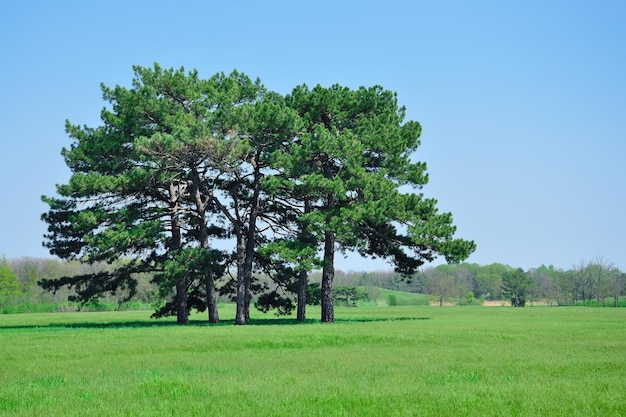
[
  {"xmin": 206, "ymin": 272, "xmax": 219, "ymax": 323},
  {"xmin": 297, "ymin": 198, "xmax": 311, "ymax": 322},
  {"xmin": 321, "ymin": 231, "xmax": 335, "ymax": 323},
  {"xmin": 170, "ymin": 182, "xmax": 188, "ymax": 325},
  {"xmin": 297, "ymin": 269, "xmax": 307, "ymax": 322},
  {"xmin": 235, "ymin": 230, "xmax": 247, "ymax": 325},
  {"xmin": 175, "ymin": 280, "xmax": 189, "ymax": 324},
  {"xmin": 238, "ymin": 154, "xmax": 262, "ymax": 324},
  {"xmin": 192, "ymin": 171, "xmax": 219, "ymax": 324}
]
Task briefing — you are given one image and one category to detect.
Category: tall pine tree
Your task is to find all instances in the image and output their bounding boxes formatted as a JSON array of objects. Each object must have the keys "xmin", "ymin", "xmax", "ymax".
[{"xmin": 279, "ymin": 84, "xmax": 475, "ymax": 322}]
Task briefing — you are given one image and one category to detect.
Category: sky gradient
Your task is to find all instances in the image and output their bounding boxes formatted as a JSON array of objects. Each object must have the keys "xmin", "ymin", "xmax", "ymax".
[{"xmin": 1, "ymin": 1, "xmax": 624, "ymax": 271}]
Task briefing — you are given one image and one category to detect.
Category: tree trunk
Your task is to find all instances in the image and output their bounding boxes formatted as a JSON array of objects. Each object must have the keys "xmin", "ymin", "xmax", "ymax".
[
  {"xmin": 321, "ymin": 231, "xmax": 335, "ymax": 323},
  {"xmin": 243, "ymin": 228, "xmax": 255, "ymax": 323},
  {"xmin": 235, "ymin": 230, "xmax": 247, "ymax": 325},
  {"xmin": 296, "ymin": 199, "xmax": 312, "ymax": 322},
  {"xmin": 297, "ymin": 270, "xmax": 307, "ymax": 321},
  {"xmin": 175, "ymin": 280, "xmax": 189, "ymax": 324},
  {"xmin": 206, "ymin": 271, "xmax": 219, "ymax": 323},
  {"xmin": 191, "ymin": 170, "xmax": 219, "ymax": 324},
  {"xmin": 170, "ymin": 182, "xmax": 188, "ymax": 325},
  {"xmin": 241, "ymin": 154, "xmax": 263, "ymax": 324}
]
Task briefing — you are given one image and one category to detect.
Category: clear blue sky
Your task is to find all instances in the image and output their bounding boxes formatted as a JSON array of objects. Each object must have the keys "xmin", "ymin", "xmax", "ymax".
[{"xmin": 1, "ymin": 1, "xmax": 624, "ymax": 272}]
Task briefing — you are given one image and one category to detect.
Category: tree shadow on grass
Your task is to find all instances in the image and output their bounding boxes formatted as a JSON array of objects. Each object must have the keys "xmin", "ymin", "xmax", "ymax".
[
  {"xmin": 0, "ymin": 316, "xmax": 431, "ymax": 330},
  {"xmin": 245, "ymin": 316, "xmax": 431, "ymax": 326}
]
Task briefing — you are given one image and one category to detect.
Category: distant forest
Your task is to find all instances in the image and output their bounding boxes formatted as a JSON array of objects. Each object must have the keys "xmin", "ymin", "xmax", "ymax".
[{"xmin": 1, "ymin": 256, "xmax": 624, "ymax": 314}]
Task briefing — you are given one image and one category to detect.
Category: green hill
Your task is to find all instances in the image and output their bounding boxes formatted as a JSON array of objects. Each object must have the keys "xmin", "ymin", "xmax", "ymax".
[{"xmin": 360, "ymin": 287, "xmax": 430, "ymax": 306}]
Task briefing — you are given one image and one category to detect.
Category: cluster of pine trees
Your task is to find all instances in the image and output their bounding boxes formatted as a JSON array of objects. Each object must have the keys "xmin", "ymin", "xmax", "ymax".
[{"xmin": 38, "ymin": 64, "xmax": 474, "ymax": 324}]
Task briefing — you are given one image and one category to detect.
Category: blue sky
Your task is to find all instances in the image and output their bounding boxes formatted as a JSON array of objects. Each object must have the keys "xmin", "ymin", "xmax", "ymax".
[{"xmin": 1, "ymin": 1, "xmax": 624, "ymax": 271}]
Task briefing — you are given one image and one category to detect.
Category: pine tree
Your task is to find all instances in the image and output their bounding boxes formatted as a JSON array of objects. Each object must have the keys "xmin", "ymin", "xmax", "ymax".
[{"xmin": 279, "ymin": 84, "xmax": 475, "ymax": 322}]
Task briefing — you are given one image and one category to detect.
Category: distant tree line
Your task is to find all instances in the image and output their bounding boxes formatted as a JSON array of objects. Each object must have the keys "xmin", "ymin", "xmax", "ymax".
[
  {"xmin": 311, "ymin": 258, "xmax": 626, "ymax": 307},
  {"xmin": 414, "ymin": 258, "xmax": 625, "ymax": 307},
  {"xmin": 0, "ymin": 257, "xmax": 157, "ymax": 313},
  {"xmin": 2, "ymin": 256, "xmax": 624, "ymax": 313}
]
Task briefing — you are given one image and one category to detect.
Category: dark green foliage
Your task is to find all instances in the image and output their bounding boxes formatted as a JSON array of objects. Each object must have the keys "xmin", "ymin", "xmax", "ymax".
[
  {"xmin": 254, "ymin": 291, "xmax": 295, "ymax": 316},
  {"xmin": 502, "ymin": 268, "xmax": 535, "ymax": 307},
  {"xmin": 334, "ymin": 286, "xmax": 368, "ymax": 307},
  {"xmin": 278, "ymin": 84, "xmax": 475, "ymax": 321},
  {"xmin": 40, "ymin": 265, "xmax": 137, "ymax": 305},
  {"xmin": 305, "ymin": 282, "xmax": 322, "ymax": 306},
  {"xmin": 151, "ymin": 248, "xmax": 227, "ymax": 319},
  {"xmin": 41, "ymin": 64, "xmax": 266, "ymax": 324},
  {"xmin": 41, "ymin": 63, "xmax": 474, "ymax": 324}
]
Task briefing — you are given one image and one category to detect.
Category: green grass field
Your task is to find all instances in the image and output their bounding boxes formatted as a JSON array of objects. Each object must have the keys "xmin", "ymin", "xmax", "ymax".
[{"xmin": 1, "ymin": 305, "xmax": 625, "ymax": 416}]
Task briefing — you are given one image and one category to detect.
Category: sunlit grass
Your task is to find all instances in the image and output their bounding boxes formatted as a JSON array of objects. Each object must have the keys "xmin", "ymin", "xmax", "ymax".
[{"xmin": 1, "ymin": 306, "xmax": 625, "ymax": 416}]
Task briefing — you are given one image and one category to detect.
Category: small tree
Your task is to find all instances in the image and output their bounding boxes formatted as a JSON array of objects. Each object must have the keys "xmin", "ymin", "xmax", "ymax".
[
  {"xmin": 502, "ymin": 268, "xmax": 534, "ymax": 307},
  {"xmin": 426, "ymin": 266, "xmax": 455, "ymax": 307},
  {"xmin": 586, "ymin": 257, "xmax": 615, "ymax": 304},
  {"xmin": 334, "ymin": 286, "xmax": 368, "ymax": 307},
  {"xmin": 387, "ymin": 294, "xmax": 397, "ymax": 306}
]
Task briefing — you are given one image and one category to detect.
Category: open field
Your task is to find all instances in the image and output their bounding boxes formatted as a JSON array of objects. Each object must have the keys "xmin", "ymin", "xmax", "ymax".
[{"xmin": 1, "ymin": 305, "xmax": 625, "ymax": 416}]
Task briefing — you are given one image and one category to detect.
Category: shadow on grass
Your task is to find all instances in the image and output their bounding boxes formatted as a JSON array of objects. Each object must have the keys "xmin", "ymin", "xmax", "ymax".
[{"xmin": 0, "ymin": 316, "xmax": 431, "ymax": 330}]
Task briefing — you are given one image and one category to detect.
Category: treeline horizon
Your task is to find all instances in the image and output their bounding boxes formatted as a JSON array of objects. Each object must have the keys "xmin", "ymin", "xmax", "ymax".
[{"xmin": 1, "ymin": 255, "xmax": 624, "ymax": 314}]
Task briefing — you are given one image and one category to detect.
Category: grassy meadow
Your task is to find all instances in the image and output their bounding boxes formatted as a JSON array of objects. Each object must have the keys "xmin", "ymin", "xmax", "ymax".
[{"xmin": 1, "ymin": 305, "xmax": 625, "ymax": 416}]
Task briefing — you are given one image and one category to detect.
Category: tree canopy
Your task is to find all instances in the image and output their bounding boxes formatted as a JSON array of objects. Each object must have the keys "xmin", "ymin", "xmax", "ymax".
[
  {"xmin": 0, "ymin": 257, "xmax": 20, "ymax": 298},
  {"xmin": 41, "ymin": 63, "xmax": 475, "ymax": 324},
  {"xmin": 502, "ymin": 268, "xmax": 535, "ymax": 307}
]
